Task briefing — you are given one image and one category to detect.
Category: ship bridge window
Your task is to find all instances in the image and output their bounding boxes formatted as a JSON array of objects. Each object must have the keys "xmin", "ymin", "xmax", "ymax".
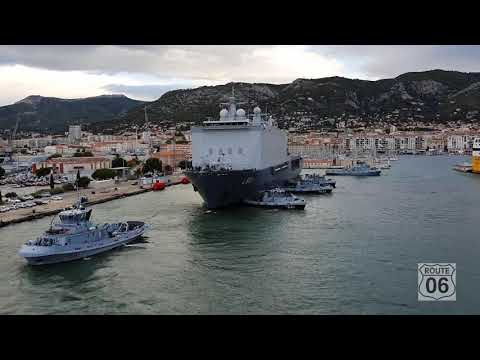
[
  {"xmin": 228, "ymin": 147, "xmax": 232, "ymax": 155},
  {"xmin": 209, "ymin": 148, "xmax": 213, "ymax": 155},
  {"xmin": 238, "ymin": 147, "xmax": 243, "ymax": 155}
]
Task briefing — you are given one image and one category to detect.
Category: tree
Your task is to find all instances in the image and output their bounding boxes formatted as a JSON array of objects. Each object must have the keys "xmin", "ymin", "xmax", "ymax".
[
  {"xmin": 35, "ymin": 167, "xmax": 51, "ymax": 177},
  {"xmin": 178, "ymin": 160, "xmax": 192, "ymax": 169},
  {"xmin": 0, "ymin": 166, "xmax": 5, "ymax": 178},
  {"xmin": 77, "ymin": 176, "xmax": 91, "ymax": 188},
  {"xmin": 76, "ymin": 169, "xmax": 81, "ymax": 186},
  {"xmin": 112, "ymin": 155, "xmax": 127, "ymax": 168},
  {"xmin": 92, "ymin": 168, "xmax": 116, "ymax": 180},
  {"xmin": 62, "ymin": 183, "xmax": 75, "ymax": 192},
  {"xmin": 50, "ymin": 173, "xmax": 55, "ymax": 190},
  {"xmin": 143, "ymin": 158, "xmax": 162, "ymax": 174},
  {"xmin": 73, "ymin": 151, "xmax": 93, "ymax": 157},
  {"xmin": 127, "ymin": 158, "xmax": 140, "ymax": 168}
]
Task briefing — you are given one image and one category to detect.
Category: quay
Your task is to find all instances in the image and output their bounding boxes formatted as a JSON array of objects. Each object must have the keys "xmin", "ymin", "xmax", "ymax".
[{"xmin": 0, "ymin": 175, "xmax": 186, "ymax": 228}]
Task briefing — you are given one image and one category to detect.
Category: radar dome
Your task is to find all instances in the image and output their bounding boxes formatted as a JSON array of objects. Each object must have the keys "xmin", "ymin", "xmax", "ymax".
[
  {"xmin": 220, "ymin": 109, "xmax": 228, "ymax": 117},
  {"xmin": 253, "ymin": 106, "xmax": 261, "ymax": 114},
  {"xmin": 236, "ymin": 109, "xmax": 246, "ymax": 117}
]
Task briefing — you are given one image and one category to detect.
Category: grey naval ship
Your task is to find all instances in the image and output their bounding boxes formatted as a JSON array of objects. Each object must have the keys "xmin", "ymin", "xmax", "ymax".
[
  {"xmin": 19, "ymin": 199, "xmax": 150, "ymax": 265},
  {"xmin": 185, "ymin": 92, "xmax": 303, "ymax": 209}
]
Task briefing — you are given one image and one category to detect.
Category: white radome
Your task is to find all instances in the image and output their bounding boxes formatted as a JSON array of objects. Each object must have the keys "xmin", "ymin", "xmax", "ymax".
[
  {"xmin": 236, "ymin": 108, "xmax": 246, "ymax": 117},
  {"xmin": 253, "ymin": 106, "xmax": 261, "ymax": 114},
  {"xmin": 220, "ymin": 109, "xmax": 228, "ymax": 117}
]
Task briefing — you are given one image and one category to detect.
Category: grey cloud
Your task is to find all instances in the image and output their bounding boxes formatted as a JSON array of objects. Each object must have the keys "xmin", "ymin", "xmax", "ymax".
[
  {"xmin": 310, "ymin": 45, "xmax": 480, "ymax": 79},
  {"xmin": 103, "ymin": 83, "xmax": 192, "ymax": 100},
  {"xmin": 1, "ymin": 45, "xmax": 480, "ymax": 84}
]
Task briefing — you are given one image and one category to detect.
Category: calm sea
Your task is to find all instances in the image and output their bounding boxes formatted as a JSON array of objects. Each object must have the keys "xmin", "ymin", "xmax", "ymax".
[{"xmin": 1, "ymin": 155, "xmax": 479, "ymax": 314}]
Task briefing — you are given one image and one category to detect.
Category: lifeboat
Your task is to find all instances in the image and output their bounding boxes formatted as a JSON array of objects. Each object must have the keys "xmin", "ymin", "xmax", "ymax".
[{"xmin": 181, "ymin": 177, "xmax": 190, "ymax": 184}]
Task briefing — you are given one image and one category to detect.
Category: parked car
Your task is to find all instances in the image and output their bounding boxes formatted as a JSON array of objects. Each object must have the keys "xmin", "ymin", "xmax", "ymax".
[{"xmin": 51, "ymin": 196, "xmax": 63, "ymax": 201}]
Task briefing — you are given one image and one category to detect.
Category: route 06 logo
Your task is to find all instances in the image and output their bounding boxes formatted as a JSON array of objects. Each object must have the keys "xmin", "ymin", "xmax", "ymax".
[{"xmin": 418, "ymin": 263, "xmax": 456, "ymax": 301}]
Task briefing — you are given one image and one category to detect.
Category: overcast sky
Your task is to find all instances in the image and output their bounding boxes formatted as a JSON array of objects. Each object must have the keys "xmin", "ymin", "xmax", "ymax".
[{"xmin": 0, "ymin": 45, "xmax": 479, "ymax": 106}]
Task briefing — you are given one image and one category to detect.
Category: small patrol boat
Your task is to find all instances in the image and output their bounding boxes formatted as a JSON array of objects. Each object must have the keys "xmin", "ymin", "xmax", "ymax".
[
  {"xmin": 19, "ymin": 199, "xmax": 150, "ymax": 265},
  {"xmin": 243, "ymin": 188, "xmax": 306, "ymax": 209},
  {"xmin": 303, "ymin": 173, "xmax": 336, "ymax": 188},
  {"xmin": 284, "ymin": 175, "xmax": 334, "ymax": 194},
  {"xmin": 325, "ymin": 162, "xmax": 381, "ymax": 176}
]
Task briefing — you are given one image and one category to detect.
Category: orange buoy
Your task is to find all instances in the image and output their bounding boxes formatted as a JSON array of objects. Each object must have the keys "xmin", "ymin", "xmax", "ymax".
[
  {"xmin": 181, "ymin": 177, "xmax": 190, "ymax": 184},
  {"xmin": 152, "ymin": 181, "xmax": 166, "ymax": 191}
]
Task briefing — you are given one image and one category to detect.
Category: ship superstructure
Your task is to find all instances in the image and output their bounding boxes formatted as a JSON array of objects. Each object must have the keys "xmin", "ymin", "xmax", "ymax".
[
  {"xmin": 19, "ymin": 200, "xmax": 149, "ymax": 265},
  {"xmin": 185, "ymin": 90, "xmax": 302, "ymax": 208}
]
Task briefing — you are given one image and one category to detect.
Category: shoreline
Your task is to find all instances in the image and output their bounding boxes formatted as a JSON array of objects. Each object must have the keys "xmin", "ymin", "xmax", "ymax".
[{"xmin": 0, "ymin": 176, "xmax": 186, "ymax": 228}]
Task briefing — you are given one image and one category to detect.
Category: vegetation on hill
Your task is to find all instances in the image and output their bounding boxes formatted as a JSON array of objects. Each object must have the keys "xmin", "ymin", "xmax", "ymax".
[
  {"xmin": 0, "ymin": 94, "xmax": 144, "ymax": 133},
  {"xmin": 94, "ymin": 70, "xmax": 480, "ymax": 132}
]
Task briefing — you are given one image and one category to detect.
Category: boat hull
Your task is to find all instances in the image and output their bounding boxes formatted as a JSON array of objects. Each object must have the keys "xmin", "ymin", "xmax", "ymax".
[
  {"xmin": 20, "ymin": 227, "xmax": 148, "ymax": 265},
  {"xmin": 243, "ymin": 201, "xmax": 306, "ymax": 210},
  {"xmin": 185, "ymin": 157, "xmax": 302, "ymax": 209},
  {"xmin": 325, "ymin": 170, "xmax": 381, "ymax": 176},
  {"xmin": 285, "ymin": 188, "xmax": 332, "ymax": 194}
]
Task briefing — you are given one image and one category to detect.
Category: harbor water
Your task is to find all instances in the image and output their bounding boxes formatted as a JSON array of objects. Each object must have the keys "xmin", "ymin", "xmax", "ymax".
[{"xmin": 1, "ymin": 155, "xmax": 480, "ymax": 314}]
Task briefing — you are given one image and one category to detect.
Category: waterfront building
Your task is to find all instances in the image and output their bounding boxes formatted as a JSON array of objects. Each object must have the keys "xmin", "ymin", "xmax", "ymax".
[
  {"xmin": 447, "ymin": 134, "xmax": 474, "ymax": 153},
  {"xmin": 38, "ymin": 156, "xmax": 112, "ymax": 179}
]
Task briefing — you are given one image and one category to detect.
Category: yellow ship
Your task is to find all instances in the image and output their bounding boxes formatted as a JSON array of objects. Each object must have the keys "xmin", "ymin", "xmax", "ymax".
[{"xmin": 472, "ymin": 138, "xmax": 480, "ymax": 173}]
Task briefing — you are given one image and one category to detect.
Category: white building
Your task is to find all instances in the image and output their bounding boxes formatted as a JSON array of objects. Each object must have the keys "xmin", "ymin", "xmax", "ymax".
[{"xmin": 68, "ymin": 125, "xmax": 82, "ymax": 144}]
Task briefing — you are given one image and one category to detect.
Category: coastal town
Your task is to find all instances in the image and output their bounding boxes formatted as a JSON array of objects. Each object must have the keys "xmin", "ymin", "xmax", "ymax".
[{"xmin": 0, "ymin": 121, "xmax": 476, "ymax": 178}]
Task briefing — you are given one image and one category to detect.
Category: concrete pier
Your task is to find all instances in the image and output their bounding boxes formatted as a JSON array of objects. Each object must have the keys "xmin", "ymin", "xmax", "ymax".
[{"xmin": 0, "ymin": 175, "xmax": 186, "ymax": 228}]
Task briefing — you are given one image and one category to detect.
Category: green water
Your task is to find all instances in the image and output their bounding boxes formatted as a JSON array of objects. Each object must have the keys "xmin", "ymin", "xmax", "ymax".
[{"xmin": 1, "ymin": 155, "xmax": 479, "ymax": 314}]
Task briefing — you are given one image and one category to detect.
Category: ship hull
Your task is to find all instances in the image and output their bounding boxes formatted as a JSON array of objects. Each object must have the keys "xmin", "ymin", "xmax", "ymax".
[
  {"xmin": 325, "ymin": 170, "xmax": 381, "ymax": 176},
  {"xmin": 185, "ymin": 158, "xmax": 302, "ymax": 209},
  {"xmin": 472, "ymin": 150, "xmax": 480, "ymax": 174},
  {"xmin": 20, "ymin": 225, "xmax": 148, "ymax": 265}
]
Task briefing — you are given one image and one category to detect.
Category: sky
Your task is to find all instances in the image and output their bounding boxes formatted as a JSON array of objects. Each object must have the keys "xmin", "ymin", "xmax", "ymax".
[{"xmin": 0, "ymin": 45, "xmax": 479, "ymax": 106}]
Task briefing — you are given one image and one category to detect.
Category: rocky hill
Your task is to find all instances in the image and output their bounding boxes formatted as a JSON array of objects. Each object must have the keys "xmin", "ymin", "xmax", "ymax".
[
  {"xmin": 108, "ymin": 69, "xmax": 480, "ymax": 132},
  {"xmin": 0, "ymin": 94, "xmax": 144, "ymax": 133}
]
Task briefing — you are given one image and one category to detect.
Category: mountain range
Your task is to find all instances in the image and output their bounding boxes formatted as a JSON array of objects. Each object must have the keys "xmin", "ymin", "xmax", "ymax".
[
  {"xmin": 0, "ymin": 94, "xmax": 144, "ymax": 133},
  {"xmin": 110, "ymin": 69, "xmax": 480, "ymax": 131},
  {"xmin": 2, "ymin": 70, "xmax": 480, "ymax": 134}
]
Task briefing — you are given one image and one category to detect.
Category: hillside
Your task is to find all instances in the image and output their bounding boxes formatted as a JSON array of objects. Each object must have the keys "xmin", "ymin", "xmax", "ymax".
[
  {"xmin": 107, "ymin": 69, "xmax": 480, "ymax": 131},
  {"xmin": 0, "ymin": 94, "xmax": 144, "ymax": 133}
]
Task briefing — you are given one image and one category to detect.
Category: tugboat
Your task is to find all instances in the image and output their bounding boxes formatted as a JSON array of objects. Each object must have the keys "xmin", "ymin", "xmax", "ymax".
[
  {"xmin": 19, "ymin": 200, "xmax": 150, "ymax": 265},
  {"xmin": 325, "ymin": 161, "xmax": 381, "ymax": 176},
  {"xmin": 243, "ymin": 188, "xmax": 306, "ymax": 209}
]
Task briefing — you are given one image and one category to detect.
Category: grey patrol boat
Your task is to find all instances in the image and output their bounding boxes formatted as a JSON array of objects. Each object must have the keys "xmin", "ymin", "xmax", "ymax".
[
  {"xmin": 19, "ymin": 200, "xmax": 150, "ymax": 265},
  {"xmin": 185, "ymin": 88, "xmax": 303, "ymax": 209},
  {"xmin": 244, "ymin": 188, "xmax": 306, "ymax": 210}
]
